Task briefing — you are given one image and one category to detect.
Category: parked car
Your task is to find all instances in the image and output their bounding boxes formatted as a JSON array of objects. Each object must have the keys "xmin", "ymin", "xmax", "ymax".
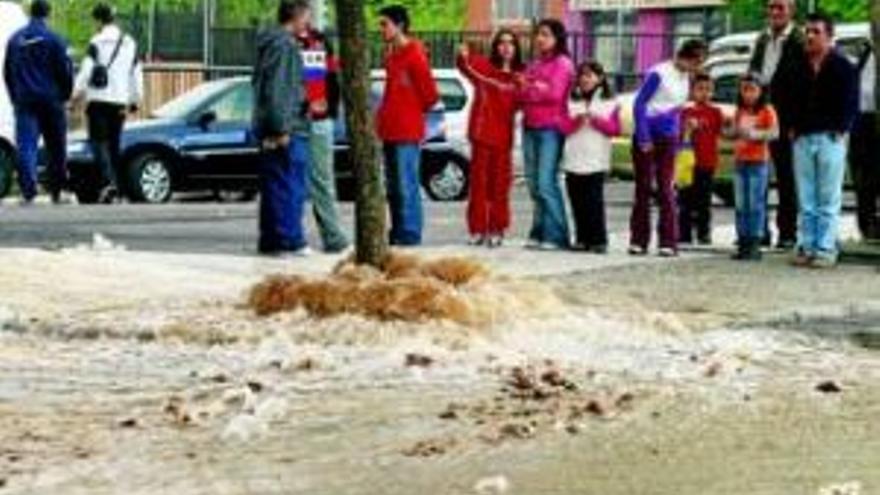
[
  {"xmin": 0, "ymin": 1, "xmax": 27, "ymax": 199},
  {"xmin": 61, "ymin": 73, "xmax": 470, "ymax": 204}
]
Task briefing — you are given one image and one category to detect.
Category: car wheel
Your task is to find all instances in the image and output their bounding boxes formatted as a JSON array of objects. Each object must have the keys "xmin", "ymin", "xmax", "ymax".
[
  {"xmin": 0, "ymin": 145, "xmax": 14, "ymax": 200},
  {"xmin": 126, "ymin": 152, "xmax": 173, "ymax": 204},
  {"xmin": 422, "ymin": 152, "xmax": 468, "ymax": 202}
]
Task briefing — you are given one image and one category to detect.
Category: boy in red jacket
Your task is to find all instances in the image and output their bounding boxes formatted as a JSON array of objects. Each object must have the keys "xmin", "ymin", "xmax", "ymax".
[
  {"xmin": 678, "ymin": 73, "xmax": 723, "ymax": 245},
  {"xmin": 376, "ymin": 5, "xmax": 439, "ymax": 246}
]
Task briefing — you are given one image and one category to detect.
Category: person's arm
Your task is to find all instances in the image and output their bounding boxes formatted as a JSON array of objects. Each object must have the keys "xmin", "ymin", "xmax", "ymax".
[
  {"xmin": 3, "ymin": 38, "xmax": 17, "ymax": 103},
  {"xmin": 589, "ymin": 104, "xmax": 622, "ymax": 138},
  {"xmin": 49, "ymin": 36, "xmax": 74, "ymax": 102},
  {"xmin": 325, "ymin": 40, "xmax": 341, "ymax": 117},
  {"xmin": 559, "ymin": 112, "xmax": 586, "ymax": 136},
  {"xmin": 746, "ymin": 107, "xmax": 780, "ymax": 141},
  {"xmin": 748, "ymin": 34, "xmax": 767, "ymax": 76},
  {"xmin": 129, "ymin": 54, "xmax": 144, "ymax": 109},
  {"xmin": 260, "ymin": 39, "xmax": 290, "ymax": 138},
  {"xmin": 73, "ymin": 43, "xmax": 96, "ymax": 100},
  {"xmin": 633, "ymin": 72, "xmax": 660, "ymax": 147},
  {"xmin": 411, "ymin": 47, "xmax": 439, "ymax": 111},
  {"xmin": 518, "ymin": 57, "xmax": 573, "ymax": 104},
  {"xmin": 839, "ymin": 56, "xmax": 860, "ymax": 133}
]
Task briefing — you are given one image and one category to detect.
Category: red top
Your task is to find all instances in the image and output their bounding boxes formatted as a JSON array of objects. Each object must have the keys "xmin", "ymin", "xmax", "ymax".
[
  {"xmin": 376, "ymin": 39, "xmax": 440, "ymax": 143},
  {"xmin": 681, "ymin": 102, "xmax": 724, "ymax": 170},
  {"xmin": 734, "ymin": 106, "xmax": 778, "ymax": 163},
  {"xmin": 456, "ymin": 53, "xmax": 519, "ymax": 149}
]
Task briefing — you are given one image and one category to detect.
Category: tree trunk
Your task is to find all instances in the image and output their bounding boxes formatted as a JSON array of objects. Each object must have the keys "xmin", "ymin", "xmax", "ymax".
[{"xmin": 333, "ymin": 0, "xmax": 388, "ymax": 267}]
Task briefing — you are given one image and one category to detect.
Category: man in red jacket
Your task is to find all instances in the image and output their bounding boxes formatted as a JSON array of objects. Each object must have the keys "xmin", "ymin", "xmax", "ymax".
[{"xmin": 376, "ymin": 5, "xmax": 439, "ymax": 246}]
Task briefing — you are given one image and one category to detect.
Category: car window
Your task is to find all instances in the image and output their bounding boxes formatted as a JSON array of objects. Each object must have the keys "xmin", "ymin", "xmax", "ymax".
[
  {"xmin": 836, "ymin": 36, "xmax": 870, "ymax": 63},
  {"xmin": 207, "ymin": 83, "xmax": 253, "ymax": 122},
  {"xmin": 436, "ymin": 78, "xmax": 467, "ymax": 112},
  {"xmin": 368, "ymin": 77, "xmax": 466, "ymax": 111},
  {"xmin": 712, "ymin": 75, "xmax": 740, "ymax": 105}
]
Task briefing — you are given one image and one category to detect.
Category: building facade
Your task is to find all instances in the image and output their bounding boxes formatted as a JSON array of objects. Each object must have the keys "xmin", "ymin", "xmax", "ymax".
[{"xmin": 466, "ymin": 0, "xmax": 727, "ymax": 86}]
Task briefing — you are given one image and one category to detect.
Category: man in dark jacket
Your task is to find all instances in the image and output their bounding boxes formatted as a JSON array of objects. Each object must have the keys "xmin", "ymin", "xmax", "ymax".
[
  {"xmin": 849, "ymin": 41, "xmax": 878, "ymax": 241},
  {"xmin": 252, "ymin": 0, "xmax": 310, "ymax": 256},
  {"xmin": 789, "ymin": 13, "xmax": 859, "ymax": 268},
  {"xmin": 748, "ymin": 0, "xmax": 805, "ymax": 249},
  {"xmin": 3, "ymin": 0, "xmax": 73, "ymax": 204}
]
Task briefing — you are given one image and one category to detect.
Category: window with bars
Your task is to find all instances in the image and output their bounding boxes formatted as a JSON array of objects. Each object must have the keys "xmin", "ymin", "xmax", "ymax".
[{"xmin": 493, "ymin": 0, "xmax": 546, "ymax": 23}]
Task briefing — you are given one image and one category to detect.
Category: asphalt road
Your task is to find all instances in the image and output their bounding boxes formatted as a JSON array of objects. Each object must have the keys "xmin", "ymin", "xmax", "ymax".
[{"xmin": 0, "ymin": 181, "xmax": 734, "ymax": 255}]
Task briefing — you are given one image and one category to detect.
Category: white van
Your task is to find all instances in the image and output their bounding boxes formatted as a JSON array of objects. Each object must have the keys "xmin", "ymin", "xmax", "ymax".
[{"xmin": 0, "ymin": 1, "xmax": 28, "ymax": 198}]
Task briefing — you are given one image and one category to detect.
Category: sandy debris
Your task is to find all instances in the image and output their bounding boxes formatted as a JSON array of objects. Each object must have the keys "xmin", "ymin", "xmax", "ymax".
[{"xmin": 474, "ymin": 475, "xmax": 510, "ymax": 494}]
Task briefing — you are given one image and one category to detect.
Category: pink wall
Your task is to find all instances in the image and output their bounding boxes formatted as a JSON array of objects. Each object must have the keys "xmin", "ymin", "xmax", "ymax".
[{"xmin": 635, "ymin": 9, "xmax": 670, "ymax": 73}]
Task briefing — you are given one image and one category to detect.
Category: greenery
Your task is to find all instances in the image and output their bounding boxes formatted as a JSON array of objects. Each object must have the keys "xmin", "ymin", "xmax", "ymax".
[{"xmin": 728, "ymin": 0, "xmax": 869, "ymax": 31}]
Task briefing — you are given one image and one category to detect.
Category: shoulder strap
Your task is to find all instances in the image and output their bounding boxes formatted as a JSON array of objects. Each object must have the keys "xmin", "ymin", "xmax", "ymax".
[{"xmin": 106, "ymin": 33, "xmax": 125, "ymax": 69}]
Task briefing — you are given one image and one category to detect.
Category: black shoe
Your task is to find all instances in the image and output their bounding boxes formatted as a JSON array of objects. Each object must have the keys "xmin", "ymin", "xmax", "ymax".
[
  {"xmin": 588, "ymin": 244, "xmax": 608, "ymax": 255},
  {"xmin": 697, "ymin": 235, "xmax": 712, "ymax": 246}
]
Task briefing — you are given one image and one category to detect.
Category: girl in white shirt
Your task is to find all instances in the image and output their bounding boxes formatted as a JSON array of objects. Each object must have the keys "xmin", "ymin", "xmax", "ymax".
[{"xmin": 561, "ymin": 61, "xmax": 622, "ymax": 253}]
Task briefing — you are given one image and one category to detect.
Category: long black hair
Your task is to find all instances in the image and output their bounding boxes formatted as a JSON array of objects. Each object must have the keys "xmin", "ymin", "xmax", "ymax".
[
  {"xmin": 575, "ymin": 60, "xmax": 614, "ymax": 101},
  {"xmin": 736, "ymin": 72, "xmax": 770, "ymax": 111},
  {"xmin": 489, "ymin": 29, "xmax": 524, "ymax": 71},
  {"xmin": 535, "ymin": 18, "xmax": 569, "ymax": 57}
]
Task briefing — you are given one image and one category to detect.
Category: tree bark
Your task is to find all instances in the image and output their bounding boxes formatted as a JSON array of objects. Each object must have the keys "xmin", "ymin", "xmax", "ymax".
[{"xmin": 333, "ymin": 0, "xmax": 388, "ymax": 267}]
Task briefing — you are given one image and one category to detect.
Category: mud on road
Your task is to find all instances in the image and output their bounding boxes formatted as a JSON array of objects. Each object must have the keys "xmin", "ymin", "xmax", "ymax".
[{"xmin": 0, "ymin": 248, "xmax": 879, "ymax": 494}]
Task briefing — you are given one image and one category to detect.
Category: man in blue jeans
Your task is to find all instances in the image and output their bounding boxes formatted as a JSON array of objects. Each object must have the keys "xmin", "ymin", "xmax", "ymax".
[
  {"xmin": 789, "ymin": 12, "xmax": 858, "ymax": 268},
  {"xmin": 251, "ymin": 0, "xmax": 311, "ymax": 256},
  {"xmin": 3, "ymin": 0, "xmax": 73, "ymax": 205}
]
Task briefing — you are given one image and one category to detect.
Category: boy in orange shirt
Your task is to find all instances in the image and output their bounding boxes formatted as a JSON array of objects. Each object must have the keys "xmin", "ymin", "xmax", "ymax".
[{"xmin": 730, "ymin": 73, "xmax": 779, "ymax": 261}]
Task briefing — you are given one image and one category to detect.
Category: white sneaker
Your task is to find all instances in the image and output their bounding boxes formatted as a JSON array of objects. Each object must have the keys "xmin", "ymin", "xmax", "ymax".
[
  {"xmin": 487, "ymin": 235, "xmax": 504, "ymax": 248},
  {"xmin": 468, "ymin": 235, "xmax": 486, "ymax": 246},
  {"xmin": 524, "ymin": 239, "xmax": 541, "ymax": 250},
  {"xmin": 628, "ymin": 245, "xmax": 647, "ymax": 256}
]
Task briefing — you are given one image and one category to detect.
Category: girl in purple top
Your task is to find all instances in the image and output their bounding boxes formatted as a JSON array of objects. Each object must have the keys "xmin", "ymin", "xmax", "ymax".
[
  {"xmin": 517, "ymin": 19, "xmax": 575, "ymax": 250},
  {"xmin": 629, "ymin": 40, "xmax": 706, "ymax": 257}
]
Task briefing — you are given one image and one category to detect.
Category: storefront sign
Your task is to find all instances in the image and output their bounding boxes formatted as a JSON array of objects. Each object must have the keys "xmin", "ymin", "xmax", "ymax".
[{"xmin": 571, "ymin": 0, "xmax": 725, "ymax": 9}]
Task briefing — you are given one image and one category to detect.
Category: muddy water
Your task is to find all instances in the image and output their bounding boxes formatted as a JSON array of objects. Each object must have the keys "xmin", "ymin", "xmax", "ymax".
[{"xmin": 2, "ymin": 257, "xmax": 880, "ymax": 494}]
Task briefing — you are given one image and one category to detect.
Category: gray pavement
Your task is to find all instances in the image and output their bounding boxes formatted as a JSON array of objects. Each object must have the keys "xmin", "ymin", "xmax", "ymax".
[{"xmin": 0, "ymin": 181, "xmax": 734, "ymax": 255}]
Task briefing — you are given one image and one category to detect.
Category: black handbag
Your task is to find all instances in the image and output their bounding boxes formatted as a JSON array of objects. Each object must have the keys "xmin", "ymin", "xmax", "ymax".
[{"xmin": 88, "ymin": 34, "xmax": 124, "ymax": 90}]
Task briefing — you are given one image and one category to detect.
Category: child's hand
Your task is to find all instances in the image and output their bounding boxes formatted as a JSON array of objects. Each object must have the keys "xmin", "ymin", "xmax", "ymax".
[{"xmin": 458, "ymin": 44, "xmax": 470, "ymax": 58}]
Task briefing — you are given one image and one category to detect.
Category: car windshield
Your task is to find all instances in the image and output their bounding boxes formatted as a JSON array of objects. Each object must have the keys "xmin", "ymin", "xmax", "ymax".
[{"xmin": 151, "ymin": 79, "xmax": 238, "ymax": 120}]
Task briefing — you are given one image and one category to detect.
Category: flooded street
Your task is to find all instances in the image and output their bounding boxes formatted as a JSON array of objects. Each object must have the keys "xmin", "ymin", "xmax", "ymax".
[{"xmin": 1, "ymin": 246, "xmax": 879, "ymax": 494}]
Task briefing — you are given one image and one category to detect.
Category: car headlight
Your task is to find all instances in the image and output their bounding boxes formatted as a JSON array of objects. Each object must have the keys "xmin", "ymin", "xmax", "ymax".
[{"xmin": 67, "ymin": 141, "xmax": 89, "ymax": 156}]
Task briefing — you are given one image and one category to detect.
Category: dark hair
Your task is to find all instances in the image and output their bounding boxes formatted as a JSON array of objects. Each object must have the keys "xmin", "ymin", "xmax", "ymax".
[
  {"xmin": 278, "ymin": 0, "xmax": 310, "ymax": 25},
  {"xmin": 677, "ymin": 39, "xmax": 708, "ymax": 61},
  {"xmin": 576, "ymin": 60, "xmax": 614, "ymax": 101},
  {"xmin": 737, "ymin": 72, "xmax": 770, "ymax": 111},
  {"xmin": 489, "ymin": 29, "xmax": 524, "ymax": 71},
  {"xmin": 30, "ymin": 0, "xmax": 51, "ymax": 19},
  {"xmin": 92, "ymin": 3, "xmax": 115, "ymax": 24},
  {"xmin": 805, "ymin": 11, "xmax": 835, "ymax": 38},
  {"xmin": 535, "ymin": 18, "xmax": 569, "ymax": 57},
  {"xmin": 693, "ymin": 71, "xmax": 712, "ymax": 84},
  {"xmin": 378, "ymin": 5, "xmax": 411, "ymax": 34}
]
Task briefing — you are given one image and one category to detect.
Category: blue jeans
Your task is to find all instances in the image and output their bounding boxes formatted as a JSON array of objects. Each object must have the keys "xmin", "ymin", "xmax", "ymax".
[
  {"xmin": 258, "ymin": 134, "xmax": 309, "ymax": 253},
  {"xmin": 384, "ymin": 143, "xmax": 423, "ymax": 246},
  {"xmin": 14, "ymin": 102, "xmax": 68, "ymax": 200},
  {"xmin": 734, "ymin": 163, "xmax": 770, "ymax": 243},
  {"xmin": 793, "ymin": 133, "xmax": 847, "ymax": 260},
  {"xmin": 523, "ymin": 128, "xmax": 569, "ymax": 246}
]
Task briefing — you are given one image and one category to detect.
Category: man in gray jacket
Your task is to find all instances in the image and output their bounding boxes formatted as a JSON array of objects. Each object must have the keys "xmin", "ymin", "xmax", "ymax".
[{"xmin": 252, "ymin": 0, "xmax": 310, "ymax": 256}]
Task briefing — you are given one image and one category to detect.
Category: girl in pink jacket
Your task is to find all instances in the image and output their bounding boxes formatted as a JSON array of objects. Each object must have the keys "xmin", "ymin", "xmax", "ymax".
[{"xmin": 517, "ymin": 19, "xmax": 575, "ymax": 250}]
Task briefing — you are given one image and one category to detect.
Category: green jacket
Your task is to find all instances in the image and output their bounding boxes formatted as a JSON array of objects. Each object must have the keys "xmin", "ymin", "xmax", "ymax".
[
  {"xmin": 252, "ymin": 27, "xmax": 308, "ymax": 139},
  {"xmin": 749, "ymin": 25, "xmax": 807, "ymax": 131}
]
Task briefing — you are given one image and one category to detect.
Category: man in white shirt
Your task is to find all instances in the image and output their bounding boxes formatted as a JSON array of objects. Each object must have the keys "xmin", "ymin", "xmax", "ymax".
[
  {"xmin": 73, "ymin": 3, "xmax": 143, "ymax": 203},
  {"xmin": 849, "ymin": 42, "xmax": 878, "ymax": 240}
]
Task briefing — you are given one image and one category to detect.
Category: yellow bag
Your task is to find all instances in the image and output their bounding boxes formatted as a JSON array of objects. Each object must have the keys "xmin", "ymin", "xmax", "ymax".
[{"xmin": 674, "ymin": 139, "xmax": 696, "ymax": 188}]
